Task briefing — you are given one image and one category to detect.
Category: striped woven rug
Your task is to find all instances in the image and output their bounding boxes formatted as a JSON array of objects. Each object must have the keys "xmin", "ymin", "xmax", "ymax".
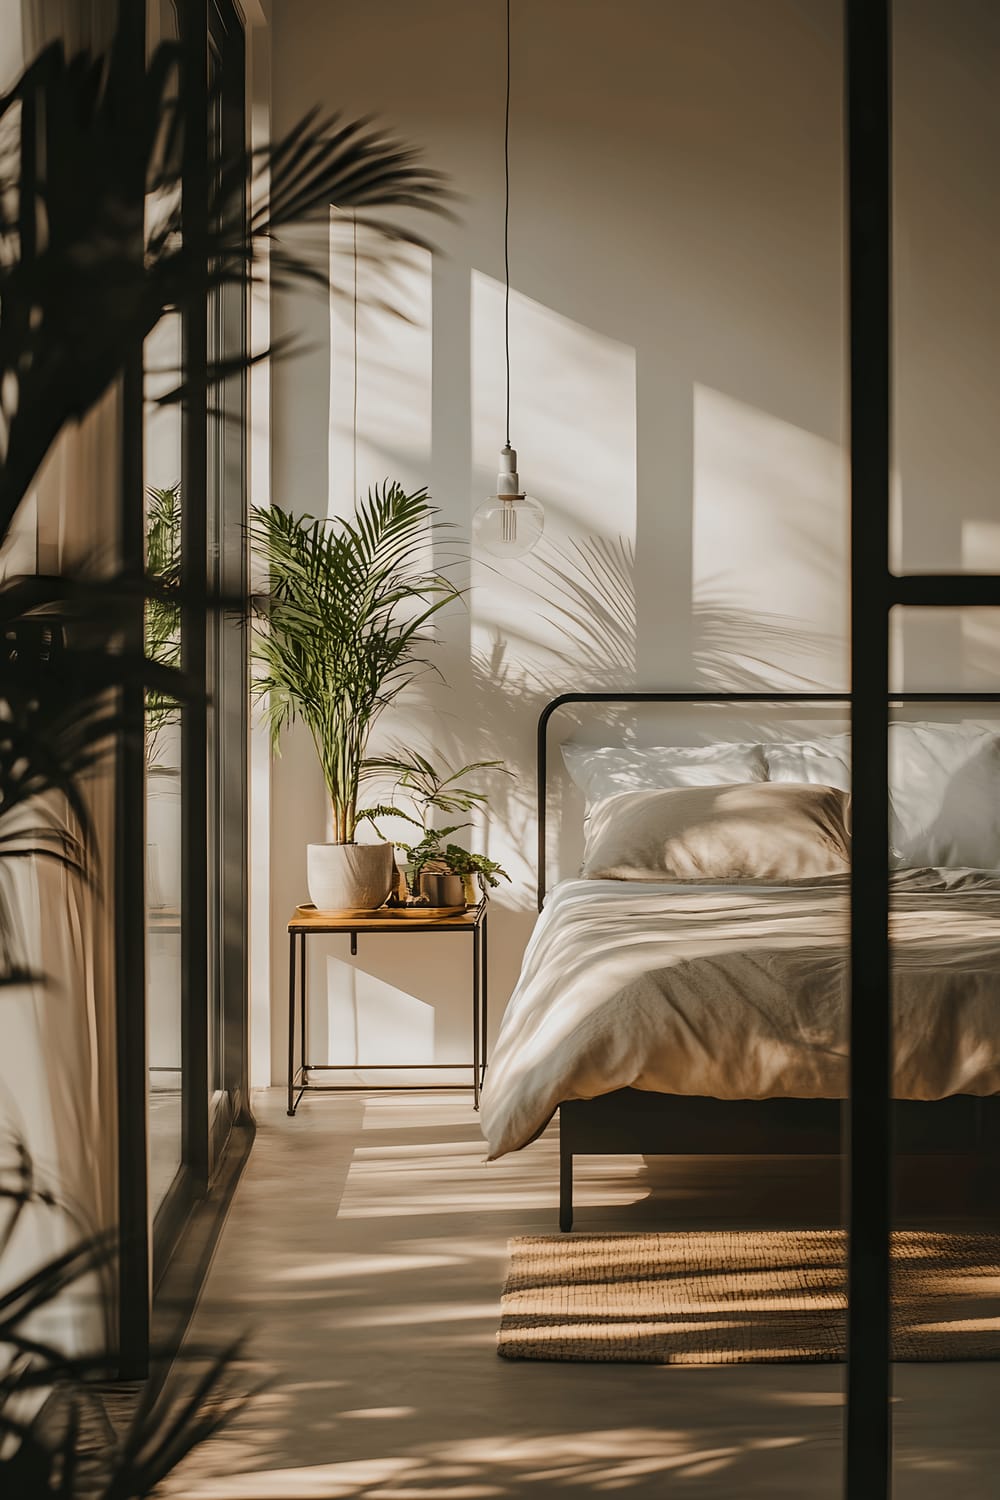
[{"xmin": 498, "ymin": 1230, "xmax": 1000, "ymax": 1363}]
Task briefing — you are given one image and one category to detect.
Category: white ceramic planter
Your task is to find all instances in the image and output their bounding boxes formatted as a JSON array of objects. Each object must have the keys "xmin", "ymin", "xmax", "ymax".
[
  {"xmin": 307, "ymin": 842, "xmax": 393, "ymax": 912},
  {"xmin": 146, "ymin": 765, "xmax": 181, "ymax": 911}
]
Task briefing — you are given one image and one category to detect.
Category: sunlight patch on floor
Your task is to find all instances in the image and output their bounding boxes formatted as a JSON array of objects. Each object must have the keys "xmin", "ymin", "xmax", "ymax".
[
  {"xmin": 273, "ymin": 1252, "xmax": 465, "ymax": 1281},
  {"xmin": 160, "ymin": 1091, "xmax": 1000, "ymax": 1500}
]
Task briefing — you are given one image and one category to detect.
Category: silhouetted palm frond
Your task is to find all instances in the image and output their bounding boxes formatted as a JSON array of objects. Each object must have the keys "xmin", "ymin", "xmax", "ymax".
[
  {"xmin": 0, "ymin": 33, "xmax": 450, "ymax": 542},
  {"xmin": 143, "ymin": 486, "xmax": 182, "ymax": 766},
  {"xmin": 0, "ymin": 22, "xmax": 449, "ymax": 859},
  {"xmin": 0, "ymin": 1135, "xmax": 252, "ymax": 1497},
  {"xmin": 0, "ymin": 572, "xmax": 190, "ymax": 855}
]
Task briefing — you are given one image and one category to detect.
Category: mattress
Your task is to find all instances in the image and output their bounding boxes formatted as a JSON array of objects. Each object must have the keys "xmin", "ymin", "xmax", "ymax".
[{"xmin": 479, "ymin": 870, "xmax": 1000, "ymax": 1159}]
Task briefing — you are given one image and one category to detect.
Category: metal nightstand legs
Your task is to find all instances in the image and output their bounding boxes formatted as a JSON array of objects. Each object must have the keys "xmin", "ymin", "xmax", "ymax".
[
  {"xmin": 286, "ymin": 913, "xmax": 489, "ymax": 1116},
  {"xmin": 481, "ymin": 913, "xmax": 488, "ymax": 1089},
  {"xmin": 473, "ymin": 925, "xmax": 480, "ymax": 1111},
  {"xmin": 286, "ymin": 930, "xmax": 307, "ymax": 1116},
  {"xmin": 469, "ymin": 913, "xmax": 490, "ymax": 1109}
]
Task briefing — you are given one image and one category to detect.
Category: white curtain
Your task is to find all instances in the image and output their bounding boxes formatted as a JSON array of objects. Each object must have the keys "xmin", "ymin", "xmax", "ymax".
[{"xmin": 0, "ymin": 1, "xmax": 123, "ymax": 1357}]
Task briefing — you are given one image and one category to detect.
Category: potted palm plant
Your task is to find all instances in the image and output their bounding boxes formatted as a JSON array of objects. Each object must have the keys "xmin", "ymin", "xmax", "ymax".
[
  {"xmin": 251, "ymin": 483, "xmax": 462, "ymax": 911},
  {"xmin": 144, "ymin": 485, "xmax": 182, "ymax": 910}
]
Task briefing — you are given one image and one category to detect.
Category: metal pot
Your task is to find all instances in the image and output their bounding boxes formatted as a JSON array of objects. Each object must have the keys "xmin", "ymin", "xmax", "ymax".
[{"xmin": 419, "ymin": 871, "xmax": 466, "ymax": 908}]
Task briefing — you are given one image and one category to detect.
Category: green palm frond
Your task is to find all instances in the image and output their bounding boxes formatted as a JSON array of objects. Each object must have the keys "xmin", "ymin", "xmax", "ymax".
[
  {"xmin": 354, "ymin": 804, "xmax": 424, "ymax": 835},
  {"xmin": 144, "ymin": 485, "xmax": 182, "ymax": 763},
  {"xmin": 251, "ymin": 483, "xmax": 462, "ymax": 843},
  {"xmin": 0, "ymin": 570, "xmax": 191, "ymax": 868},
  {"xmin": 363, "ymin": 753, "xmax": 510, "ymax": 817}
]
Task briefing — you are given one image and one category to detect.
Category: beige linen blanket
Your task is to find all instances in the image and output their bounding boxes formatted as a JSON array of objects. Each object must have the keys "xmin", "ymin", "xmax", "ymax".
[{"xmin": 480, "ymin": 870, "xmax": 1000, "ymax": 1159}]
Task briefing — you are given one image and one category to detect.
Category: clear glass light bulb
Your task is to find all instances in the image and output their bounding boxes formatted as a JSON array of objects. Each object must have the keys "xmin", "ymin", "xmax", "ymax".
[
  {"xmin": 473, "ymin": 445, "xmax": 544, "ymax": 558},
  {"xmin": 473, "ymin": 493, "xmax": 545, "ymax": 558}
]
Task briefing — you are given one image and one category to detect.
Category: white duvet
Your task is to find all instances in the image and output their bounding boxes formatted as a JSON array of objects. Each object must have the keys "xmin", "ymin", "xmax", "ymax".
[{"xmin": 480, "ymin": 870, "xmax": 1000, "ymax": 1159}]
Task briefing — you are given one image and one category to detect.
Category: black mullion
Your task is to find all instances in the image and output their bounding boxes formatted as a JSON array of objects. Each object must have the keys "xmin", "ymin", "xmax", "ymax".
[
  {"xmin": 117, "ymin": 350, "xmax": 150, "ymax": 1378},
  {"xmin": 219, "ymin": 0, "xmax": 250, "ymax": 1131},
  {"xmin": 208, "ymin": 0, "xmax": 250, "ymax": 1160},
  {"xmin": 113, "ymin": 0, "xmax": 150, "ymax": 1382},
  {"xmin": 845, "ymin": 1, "xmax": 893, "ymax": 1495},
  {"xmin": 181, "ymin": 0, "xmax": 211, "ymax": 1193},
  {"xmin": 893, "ymin": 574, "xmax": 1000, "ymax": 607}
]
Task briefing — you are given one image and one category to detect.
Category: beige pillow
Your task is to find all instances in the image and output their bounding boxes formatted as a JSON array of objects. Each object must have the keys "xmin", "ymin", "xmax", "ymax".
[{"xmin": 581, "ymin": 782, "xmax": 851, "ymax": 882}]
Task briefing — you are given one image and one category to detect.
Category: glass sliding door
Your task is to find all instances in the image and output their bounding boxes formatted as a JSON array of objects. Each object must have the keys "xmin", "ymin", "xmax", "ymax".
[
  {"xmin": 144, "ymin": 350, "xmax": 185, "ymax": 1219},
  {"xmin": 206, "ymin": 0, "xmax": 249, "ymax": 1169},
  {"xmin": 134, "ymin": 0, "xmax": 248, "ymax": 1309},
  {"xmin": 144, "ymin": 1, "xmax": 186, "ymax": 1231}
]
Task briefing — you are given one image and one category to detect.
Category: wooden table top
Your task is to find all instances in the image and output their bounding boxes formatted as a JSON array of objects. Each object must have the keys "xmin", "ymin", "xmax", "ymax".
[{"xmin": 288, "ymin": 900, "xmax": 487, "ymax": 932}]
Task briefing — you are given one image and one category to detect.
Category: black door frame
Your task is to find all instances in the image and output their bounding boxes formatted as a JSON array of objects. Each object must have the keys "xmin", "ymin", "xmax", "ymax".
[
  {"xmin": 206, "ymin": 0, "xmax": 250, "ymax": 1174},
  {"xmin": 115, "ymin": 0, "xmax": 152, "ymax": 1384},
  {"xmin": 115, "ymin": 0, "xmax": 249, "ymax": 1377},
  {"xmin": 845, "ymin": 2, "xmax": 1000, "ymax": 1493},
  {"xmin": 845, "ymin": 0, "xmax": 892, "ymax": 1490}
]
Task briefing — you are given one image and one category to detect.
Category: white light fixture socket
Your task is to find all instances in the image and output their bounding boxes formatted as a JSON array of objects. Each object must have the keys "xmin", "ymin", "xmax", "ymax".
[{"xmin": 497, "ymin": 444, "xmax": 524, "ymax": 497}]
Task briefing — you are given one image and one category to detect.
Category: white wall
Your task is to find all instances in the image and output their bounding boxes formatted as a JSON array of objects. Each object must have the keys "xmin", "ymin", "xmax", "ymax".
[
  {"xmin": 264, "ymin": 0, "xmax": 1000, "ymax": 1084},
  {"xmin": 893, "ymin": 0, "xmax": 1000, "ymax": 684}
]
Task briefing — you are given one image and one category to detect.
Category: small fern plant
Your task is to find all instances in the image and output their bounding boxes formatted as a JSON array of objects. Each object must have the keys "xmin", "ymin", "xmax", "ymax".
[{"xmin": 144, "ymin": 484, "xmax": 182, "ymax": 769}]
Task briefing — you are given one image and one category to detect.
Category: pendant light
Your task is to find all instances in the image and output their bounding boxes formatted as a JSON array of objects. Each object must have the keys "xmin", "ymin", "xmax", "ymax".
[{"xmin": 472, "ymin": 0, "xmax": 544, "ymax": 559}]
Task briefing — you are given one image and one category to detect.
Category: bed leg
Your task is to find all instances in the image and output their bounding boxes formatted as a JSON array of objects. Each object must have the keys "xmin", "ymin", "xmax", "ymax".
[
  {"xmin": 559, "ymin": 1135, "xmax": 574, "ymax": 1232},
  {"xmin": 973, "ymin": 1099, "xmax": 1000, "ymax": 1221}
]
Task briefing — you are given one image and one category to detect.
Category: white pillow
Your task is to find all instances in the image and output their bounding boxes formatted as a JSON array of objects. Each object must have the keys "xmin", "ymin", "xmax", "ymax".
[
  {"xmin": 561, "ymin": 741, "xmax": 767, "ymax": 807},
  {"xmin": 581, "ymin": 783, "xmax": 852, "ymax": 883},
  {"xmin": 890, "ymin": 722, "xmax": 1000, "ymax": 870},
  {"xmin": 766, "ymin": 723, "xmax": 1000, "ymax": 869},
  {"xmin": 765, "ymin": 734, "xmax": 852, "ymax": 792}
]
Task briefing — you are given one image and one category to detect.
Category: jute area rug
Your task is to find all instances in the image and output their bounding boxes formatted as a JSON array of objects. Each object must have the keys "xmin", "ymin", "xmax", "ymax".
[{"xmin": 498, "ymin": 1230, "xmax": 1000, "ymax": 1363}]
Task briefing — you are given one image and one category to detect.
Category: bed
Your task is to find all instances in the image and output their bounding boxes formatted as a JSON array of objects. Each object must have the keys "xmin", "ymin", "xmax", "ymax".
[{"xmin": 478, "ymin": 693, "xmax": 1000, "ymax": 1230}]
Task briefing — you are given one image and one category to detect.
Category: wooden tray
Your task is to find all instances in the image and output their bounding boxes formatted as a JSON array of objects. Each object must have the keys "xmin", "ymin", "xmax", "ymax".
[
  {"xmin": 387, "ymin": 904, "xmax": 467, "ymax": 919},
  {"xmin": 293, "ymin": 902, "xmax": 468, "ymax": 920},
  {"xmin": 294, "ymin": 903, "xmax": 385, "ymax": 918}
]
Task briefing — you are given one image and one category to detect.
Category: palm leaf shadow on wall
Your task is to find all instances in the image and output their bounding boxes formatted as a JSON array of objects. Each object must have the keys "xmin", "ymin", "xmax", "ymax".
[{"xmin": 465, "ymin": 533, "xmax": 839, "ymax": 862}]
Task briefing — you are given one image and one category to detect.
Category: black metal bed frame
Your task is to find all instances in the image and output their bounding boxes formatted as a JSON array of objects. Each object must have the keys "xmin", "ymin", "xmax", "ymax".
[
  {"xmin": 538, "ymin": 689, "xmax": 1000, "ymax": 913},
  {"xmin": 539, "ymin": 690, "xmax": 1000, "ymax": 1232},
  {"xmin": 537, "ymin": 702, "xmax": 1000, "ymax": 1441}
]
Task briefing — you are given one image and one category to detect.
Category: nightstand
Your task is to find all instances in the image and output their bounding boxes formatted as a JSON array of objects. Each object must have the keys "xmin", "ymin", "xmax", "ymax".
[{"xmin": 286, "ymin": 900, "xmax": 488, "ymax": 1115}]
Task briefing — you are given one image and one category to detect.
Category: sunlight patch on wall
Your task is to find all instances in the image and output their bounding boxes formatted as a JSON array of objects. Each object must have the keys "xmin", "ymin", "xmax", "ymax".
[
  {"xmin": 692, "ymin": 384, "xmax": 848, "ymax": 692},
  {"xmin": 959, "ymin": 612, "xmax": 1000, "ymax": 690},
  {"xmin": 324, "ymin": 956, "xmax": 434, "ymax": 1068}
]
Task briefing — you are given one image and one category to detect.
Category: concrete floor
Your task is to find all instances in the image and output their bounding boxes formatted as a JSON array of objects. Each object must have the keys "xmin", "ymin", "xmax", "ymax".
[{"xmin": 165, "ymin": 1089, "xmax": 1000, "ymax": 1498}]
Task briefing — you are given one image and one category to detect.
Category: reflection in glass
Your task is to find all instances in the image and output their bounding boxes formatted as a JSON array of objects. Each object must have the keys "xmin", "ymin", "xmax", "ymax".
[{"xmin": 145, "ymin": 315, "xmax": 184, "ymax": 1214}]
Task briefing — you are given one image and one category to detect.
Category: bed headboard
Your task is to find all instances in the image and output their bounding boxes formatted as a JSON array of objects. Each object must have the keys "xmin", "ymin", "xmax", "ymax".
[{"xmin": 535, "ymin": 689, "xmax": 1000, "ymax": 912}]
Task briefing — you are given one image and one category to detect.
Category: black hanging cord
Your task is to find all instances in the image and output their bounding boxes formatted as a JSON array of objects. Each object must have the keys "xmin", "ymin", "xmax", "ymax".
[{"xmin": 504, "ymin": 0, "xmax": 511, "ymax": 449}]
